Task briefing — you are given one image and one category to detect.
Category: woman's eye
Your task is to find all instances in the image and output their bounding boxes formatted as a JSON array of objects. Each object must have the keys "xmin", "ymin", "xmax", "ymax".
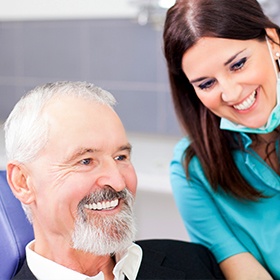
[
  {"xmin": 231, "ymin": 57, "xmax": 247, "ymax": 71},
  {"xmin": 80, "ymin": 158, "xmax": 92, "ymax": 165},
  {"xmin": 198, "ymin": 79, "xmax": 216, "ymax": 90}
]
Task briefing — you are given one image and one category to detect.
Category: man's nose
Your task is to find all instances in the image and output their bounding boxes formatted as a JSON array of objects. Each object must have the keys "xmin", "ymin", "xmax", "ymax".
[
  {"xmin": 96, "ymin": 159, "xmax": 126, "ymax": 192},
  {"xmin": 220, "ymin": 78, "xmax": 243, "ymax": 103}
]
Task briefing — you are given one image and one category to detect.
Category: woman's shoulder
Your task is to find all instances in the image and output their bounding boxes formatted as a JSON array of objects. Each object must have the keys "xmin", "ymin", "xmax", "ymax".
[
  {"xmin": 171, "ymin": 136, "xmax": 194, "ymax": 174},
  {"xmin": 173, "ymin": 136, "xmax": 191, "ymax": 158},
  {"xmin": 171, "ymin": 136, "xmax": 205, "ymax": 177}
]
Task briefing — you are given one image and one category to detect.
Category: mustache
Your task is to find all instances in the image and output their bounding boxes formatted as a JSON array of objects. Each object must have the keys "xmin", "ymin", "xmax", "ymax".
[{"xmin": 78, "ymin": 187, "xmax": 129, "ymax": 206}]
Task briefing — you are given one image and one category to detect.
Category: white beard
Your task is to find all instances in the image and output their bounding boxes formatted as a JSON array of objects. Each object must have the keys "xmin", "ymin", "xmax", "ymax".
[{"xmin": 71, "ymin": 188, "xmax": 136, "ymax": 256}]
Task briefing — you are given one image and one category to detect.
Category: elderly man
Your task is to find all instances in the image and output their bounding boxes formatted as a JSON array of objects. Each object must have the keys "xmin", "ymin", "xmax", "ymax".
[{"xmin": 5, "ymin": 81, "xmax": 224, "ymax": 280}]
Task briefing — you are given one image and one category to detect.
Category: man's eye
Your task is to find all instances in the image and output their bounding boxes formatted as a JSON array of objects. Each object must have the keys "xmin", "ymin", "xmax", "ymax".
[
  {"xmin": 80, "ymin": 158, "xmax": 92, "ymax": 165},
  {"xmin": 115, "ymin": 155, "xmax": 127, "ymax": 161},
  {"xmin": 198, "ymin": 79, "xmax": 216, "ymax": 90},
  {"xmin": 231, "ymin": 57, "xmax": 247, "ymax": 71}
]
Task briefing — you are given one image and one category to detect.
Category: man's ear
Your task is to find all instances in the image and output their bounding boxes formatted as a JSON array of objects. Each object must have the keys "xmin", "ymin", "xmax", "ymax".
[
  {"xmin": 265, "ymin": 28, "xmax": 280, "ymax": 54},
  {"xmin": 6, "ymin": 163, "xmax": 35, "ymax": 204}
]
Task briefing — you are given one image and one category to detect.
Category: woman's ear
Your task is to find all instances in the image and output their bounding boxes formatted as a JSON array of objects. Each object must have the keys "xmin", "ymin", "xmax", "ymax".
[
  {"xmin": 6, "ymin": 163, "xmax": 35, "ymax": 205},
  {"xmin": 265, "ymin": 28, "xmax": 280, "ymax": 54}
]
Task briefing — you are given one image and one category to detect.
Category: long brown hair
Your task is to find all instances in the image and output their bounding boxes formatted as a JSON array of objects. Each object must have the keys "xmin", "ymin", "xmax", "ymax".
[{"xmin": 163, "ymin": 0, "xmax": 280, "ymax": 200}]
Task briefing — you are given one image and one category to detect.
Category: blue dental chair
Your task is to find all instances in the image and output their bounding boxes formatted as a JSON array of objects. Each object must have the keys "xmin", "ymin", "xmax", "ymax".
[{"xmin": 0, "ymin": 170, "xmax": 34, "ymax": 280}]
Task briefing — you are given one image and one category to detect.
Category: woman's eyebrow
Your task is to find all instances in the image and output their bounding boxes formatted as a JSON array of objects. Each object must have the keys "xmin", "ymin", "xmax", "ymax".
[
  {"xmin": 189, "ymin": 49, "xmax": 247, "ymax": 84},
  {"xmin": 224, "ymin": 49, "xmax": 246, "ymax": 66},
  {"xmin": 189, "ymin": 76, "xmax": 208, "ymax": 84}
]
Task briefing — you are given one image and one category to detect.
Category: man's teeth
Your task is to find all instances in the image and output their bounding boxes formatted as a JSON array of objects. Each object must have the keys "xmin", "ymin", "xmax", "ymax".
[
  {"xmin": 84, "ymin": 199, "xmax": 119, "ymax": 210},
  {"xmin": 233, "ymin": 91, "xmax": 256, "ymax": 110}
]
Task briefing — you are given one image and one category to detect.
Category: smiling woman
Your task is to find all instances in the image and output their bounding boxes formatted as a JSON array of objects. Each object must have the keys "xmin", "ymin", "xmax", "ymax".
[
  {"xmin": 163, "ymin": 0, "xmax": 280, "ymax": 278},
  {"xmin": 181, "ymin": 35, "xmax": 277, "ymax": 129}
]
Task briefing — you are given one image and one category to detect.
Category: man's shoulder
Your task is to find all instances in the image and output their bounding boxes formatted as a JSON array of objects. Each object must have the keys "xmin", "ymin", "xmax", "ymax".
[
  {"xmin": 13, "ymin": 261, "xmax": 36, "ymax": 280},
  {"xmin": 135, "ymin": 239, "xmax": 225, "ymax": 279},
  {"xmin": 136, "ymin": 238, "xmax": 209, "ymax": 254}
]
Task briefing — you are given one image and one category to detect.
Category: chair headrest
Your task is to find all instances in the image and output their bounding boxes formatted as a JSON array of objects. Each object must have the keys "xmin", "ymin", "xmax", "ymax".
[{"xmin": 0, "ymin": 170, "xmax": 34, "ymax": 280}]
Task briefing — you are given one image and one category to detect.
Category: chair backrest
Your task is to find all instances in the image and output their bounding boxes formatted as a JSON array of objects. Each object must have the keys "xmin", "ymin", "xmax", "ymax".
[{"xmin": 0, "ymin": 170, "xmax": 34, "ymax": 280}]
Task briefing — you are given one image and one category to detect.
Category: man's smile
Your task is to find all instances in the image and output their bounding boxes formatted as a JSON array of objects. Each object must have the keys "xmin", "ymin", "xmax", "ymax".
[{"xmin": 84, "ymin": 198, "xmax": 119, "ymax": 211}]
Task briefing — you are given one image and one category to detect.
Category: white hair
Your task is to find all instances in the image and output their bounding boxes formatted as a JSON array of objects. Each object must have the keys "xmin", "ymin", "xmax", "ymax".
[
  {"xmin": 4, "ymin": 81, "xmax": 116, "ymax": 221},
  {"xmin": 4, "ymin": 81, "xmax": 116, "ymax": 163}
]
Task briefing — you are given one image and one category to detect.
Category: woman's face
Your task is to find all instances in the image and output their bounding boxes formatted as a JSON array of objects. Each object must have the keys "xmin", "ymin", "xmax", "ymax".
[{"xmin": 181, "ymin": 34, "xmax": 279, "ymax": 128}]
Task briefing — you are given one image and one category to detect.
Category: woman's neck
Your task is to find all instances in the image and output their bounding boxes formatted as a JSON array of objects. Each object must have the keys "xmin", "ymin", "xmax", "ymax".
[{"xmin": 251, "ymin": 129, "xmax": 280, "ymax": 174}]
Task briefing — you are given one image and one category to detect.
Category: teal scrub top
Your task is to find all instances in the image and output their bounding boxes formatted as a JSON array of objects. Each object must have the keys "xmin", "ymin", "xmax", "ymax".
[{"xmin": 170, "ymin": 133, "xmax": 280, "ymax": 278}]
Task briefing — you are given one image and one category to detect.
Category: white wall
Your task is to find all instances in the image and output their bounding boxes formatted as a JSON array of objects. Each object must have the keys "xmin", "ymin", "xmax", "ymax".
[
  {"xmin": 0, "ymin": 0, "xmax": 138, "ymax": 21},
  {"xmin": 129, "ymin": 133, "xmax": 188, "ymax": 240}
]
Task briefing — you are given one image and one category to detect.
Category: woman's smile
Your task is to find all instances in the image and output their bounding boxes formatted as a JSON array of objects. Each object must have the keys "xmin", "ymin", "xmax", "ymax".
[
  {"xmin": 232, "ymin": 88, "xmax": 258, "ymax": 111},
  {"xmin": 182, "ymin": 37, "xmax": 277, "ymax": 128}
]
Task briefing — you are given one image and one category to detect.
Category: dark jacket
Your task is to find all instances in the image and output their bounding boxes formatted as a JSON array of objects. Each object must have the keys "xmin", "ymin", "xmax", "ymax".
[{"xmin": 14, "ymin": 239, "xmax": 224, "ymax": 280}]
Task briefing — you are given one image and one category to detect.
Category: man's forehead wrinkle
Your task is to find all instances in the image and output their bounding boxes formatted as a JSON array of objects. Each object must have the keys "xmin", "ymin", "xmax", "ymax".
[
  {"xmin": 59, "ymin": 142, "xmax": 131, "ymax": 165},
  {"xmin": 63, "ymin": 148, "xmax": 98, "ymax": 163}
]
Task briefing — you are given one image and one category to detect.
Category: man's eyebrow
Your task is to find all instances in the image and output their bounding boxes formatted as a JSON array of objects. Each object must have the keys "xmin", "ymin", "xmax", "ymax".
[
  {"xmin": 189, "ymin": 49, "xmax": 247, "ymax": 84},
  {"xmin": 63, "ymin": 148, "xmax": 97, "ymax": 163},
  {"xmin": 119, "ymin": 143, "xmax": 132, "ymax": 153},
  {"xmin": 63, "ymin": 144, "xmax": 132, "ymax": 163}
]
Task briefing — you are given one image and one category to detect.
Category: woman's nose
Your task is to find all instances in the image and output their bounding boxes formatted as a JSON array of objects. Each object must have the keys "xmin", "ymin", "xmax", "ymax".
[
  {"xmin": 96, "ymin": 160, "xmax": 126, "ymax": 192},
  {"xmin": 220, "ymin": 79, "xmax": 243, "ymax": 103}
]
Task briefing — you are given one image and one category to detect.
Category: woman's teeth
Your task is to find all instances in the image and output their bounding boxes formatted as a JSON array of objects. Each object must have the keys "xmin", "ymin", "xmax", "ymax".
[
  {"xmin": 84, "ymin": 199, "xmax": 119, "ymax": 211},
  {"xmin": 233, "ymin": 90, "xmax": 257, "ymax": 110}
]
